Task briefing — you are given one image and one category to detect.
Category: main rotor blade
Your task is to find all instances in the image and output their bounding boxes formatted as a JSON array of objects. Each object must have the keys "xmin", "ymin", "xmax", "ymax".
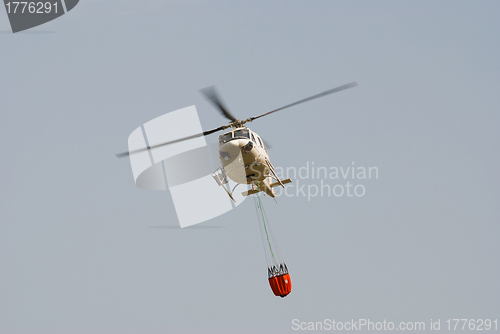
[
  {"xmin": 250, "ymin": 81, "xmax": 358, "ymax": 121},
  {"xmin": 115, "ymin": 125, "xmax": 225, "ymax": 158},
  {"xmin": 200, "ymin": 86, "xmax": 237, "ymax": 122}
]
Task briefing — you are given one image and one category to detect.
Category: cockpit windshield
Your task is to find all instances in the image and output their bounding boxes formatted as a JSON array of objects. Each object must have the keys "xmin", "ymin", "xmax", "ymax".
[
  {"xmin": 233, "ymin": 129, "xmax": 250, "ymax": 139},
  {"xmin": 219, "ymin": 132, "xmax": 232, "ymax": 144},
  {"xmin": 219, "ymin": 129, "xmax": 250, "ymax": 144}
]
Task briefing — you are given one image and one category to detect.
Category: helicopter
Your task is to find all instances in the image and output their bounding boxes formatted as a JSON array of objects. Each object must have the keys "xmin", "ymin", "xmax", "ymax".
[{"xmin": 116, "ymin": 82, "xmax": 358, "ymax": 202}]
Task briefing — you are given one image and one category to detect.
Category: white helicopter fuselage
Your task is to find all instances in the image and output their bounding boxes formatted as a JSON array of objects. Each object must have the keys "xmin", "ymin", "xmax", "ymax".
[
  {"xmin": 218, "ymin": 127, "xmax": 270, "ymax": 185},
  {"xmin": 211, "ymin": 126, "xmax": 292, "ymax": 200}
]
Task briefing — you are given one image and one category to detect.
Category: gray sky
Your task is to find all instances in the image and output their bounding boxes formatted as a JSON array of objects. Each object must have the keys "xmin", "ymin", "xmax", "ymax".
[{"xmin": 1, "ymin": 1, "xmax": 499, "ymax": 333}]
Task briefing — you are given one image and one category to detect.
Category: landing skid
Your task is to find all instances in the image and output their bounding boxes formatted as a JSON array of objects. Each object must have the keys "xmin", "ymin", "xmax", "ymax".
[
  {"xmin": 211, "ymin": 167, "xmax": 236, "ymax": 202},
  {"xmin": 241, "ymin": 178, "xmax": 292, "ymax": 197},
  {"xmin": 212, "ymin": 164, "xmax": 292, "ymax": 202}
]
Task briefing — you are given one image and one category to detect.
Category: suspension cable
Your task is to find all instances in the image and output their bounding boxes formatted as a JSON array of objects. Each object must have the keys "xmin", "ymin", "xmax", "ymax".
[{"xmin": 256, "ymin": 193, "xmax": 278, "ymax": 268}]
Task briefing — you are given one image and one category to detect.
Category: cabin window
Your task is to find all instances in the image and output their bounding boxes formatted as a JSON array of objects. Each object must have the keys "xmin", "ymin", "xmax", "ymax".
[
  {"xmin": 219, "ymin": 132, "xmax": 232, "ymax": 144},
  {"xmin": 258, "ymin": 137, "xmax": 264, "ymax": 147},
  {"xmin": 233, "ymin": 129, "xmax": 250, "ymax": 139}
]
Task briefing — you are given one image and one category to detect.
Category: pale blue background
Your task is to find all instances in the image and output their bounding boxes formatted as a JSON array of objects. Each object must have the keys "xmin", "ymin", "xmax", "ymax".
[{"xmin": 1, "ymin": 1, "xmax": 499, "ymax": 333}]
